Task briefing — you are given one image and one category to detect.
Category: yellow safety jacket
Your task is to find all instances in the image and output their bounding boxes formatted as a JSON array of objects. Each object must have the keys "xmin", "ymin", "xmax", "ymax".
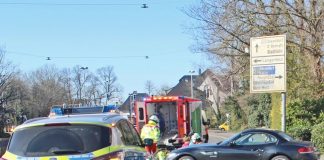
[{"xmin": 140, "ymin": 120, "xmax": 160, "ymax": 143}]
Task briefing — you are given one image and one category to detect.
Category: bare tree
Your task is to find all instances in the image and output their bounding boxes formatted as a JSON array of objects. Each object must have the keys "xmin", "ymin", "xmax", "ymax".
[
  {"xmin": 28, "ymin": 65, "xmax": 66, "ymax": 117},
  {"xmin": 84, "ymin": 75, "xmax": 101, "ymax": 105},
  {"xmin": 9, "ymin": 76, "xmax": 30, "ymax": 110},
  {"xmin": 60, "ymin": 68, "xmax": 73, "ymax": 104},
  {"xmin": 156, "ymin": 84, "xmax": 172, "ymax": 96},
  {"xmin": 0, "ymin": 49, "xmax": 17, "ymax": 107},
  {"xmin": 0, "ymin": 49, "xmax": 21, "ymax": 135},
  {"xmin": 187, "ymin": 0, "xmax": 324, "ymax": 91},
  {"xmin": 96, "ymin": 66, "xmax": 122, "ymax": 104},
  {"xmin": 72, "ymin": 65, "xmax": 92, "ymax": 102},
  {"xmin": 145, "ymin": 80, "xmax": 155, "ymax": 96}
]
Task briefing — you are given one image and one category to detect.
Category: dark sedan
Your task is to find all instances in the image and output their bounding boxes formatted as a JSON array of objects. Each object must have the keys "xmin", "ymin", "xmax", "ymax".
[{"xmin": 167, "ymin": 129, "xmax": 320, "ymax": 160}]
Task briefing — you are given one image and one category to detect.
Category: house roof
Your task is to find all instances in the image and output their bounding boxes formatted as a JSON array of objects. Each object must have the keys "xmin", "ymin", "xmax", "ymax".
[
  {"xmin": 167, "ymin": 75, "xmax": 198, "ymax": 97},
  {"xmin": 166, "ymin": 73, "xmax": 213, "ymax": 109},
  {"xmin": 119, "ymin": 93, "xmax": 149, "ymax": 112},
  {"xmin": 198, "ymin": 69, "xmax": 231, "ymax": 93},
  {"xmin": 168, "ymin": 69, "xmax": 230, "ymax": 97}
]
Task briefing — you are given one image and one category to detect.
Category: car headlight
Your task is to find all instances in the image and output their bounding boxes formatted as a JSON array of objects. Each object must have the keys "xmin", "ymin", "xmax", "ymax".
[{"xmin": 166, "ymin": 152, "xmax": 178, "ymax": 160}]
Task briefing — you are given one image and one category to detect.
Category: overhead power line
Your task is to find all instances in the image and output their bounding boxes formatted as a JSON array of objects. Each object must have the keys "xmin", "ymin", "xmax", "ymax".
[
  {"xmin": 0, "ymin": 2, "xmax": 144, "ymax": 6},
  {"xmin": 50, "ymin": 55, "xmax": 149, "ymax": 59},
  {"xmin": 6, "ymin": 50, "xmax": 149, "ymax": 60},
  {"xmin": 6, "ymin": 51, "xmax": 43, "ymax": 58}
]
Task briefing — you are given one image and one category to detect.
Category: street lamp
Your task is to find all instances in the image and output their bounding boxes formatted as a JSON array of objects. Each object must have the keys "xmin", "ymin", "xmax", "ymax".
[
  {"xmin": 189, "ymin": 70, "xmax": 195, "ymax": 98},
  {"xmin": 141, "ymin": 4, "xmax": 148, "ymax": 8},
  {"xmin": 80, "ymin": 67, "xmax": 88, "ymax": 70},
  {"xmin": 129, "ymin": 91, "xmax": 137, "ymax": 123}
]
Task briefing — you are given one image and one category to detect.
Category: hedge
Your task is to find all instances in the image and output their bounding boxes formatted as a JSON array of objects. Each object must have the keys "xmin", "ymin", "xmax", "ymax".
[{"xmin": 311, "ymin": 122, "xmax": 324, "ymax": 153}]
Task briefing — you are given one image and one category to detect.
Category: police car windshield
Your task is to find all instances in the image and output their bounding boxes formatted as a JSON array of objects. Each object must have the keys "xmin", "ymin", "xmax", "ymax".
[{"xmin": 8, "ymin": 124, "xmax": 111, "ymax": 157}]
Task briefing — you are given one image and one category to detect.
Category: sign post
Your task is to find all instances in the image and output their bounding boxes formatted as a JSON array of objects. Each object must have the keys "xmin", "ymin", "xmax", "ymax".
[
  {"xmin": 281, "ymin": 92, "xmax": 286, "ymax": 132},
  {"xmin": 250, "ymin": 35, "xmax": 286, "ymax": 132}
]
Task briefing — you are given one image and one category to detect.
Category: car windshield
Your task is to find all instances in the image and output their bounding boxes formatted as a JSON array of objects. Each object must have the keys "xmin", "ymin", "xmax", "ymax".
[
  {"xmin": 218, "ymin": 132, "xmax": 242, "ymax": 145},
  {"xmin": 277, "ymin": 131, "xmax": 294, "ymax": 141},
  {"xmin": 8, "ymin": 124, "xmax": 111, "ymax": 157}
]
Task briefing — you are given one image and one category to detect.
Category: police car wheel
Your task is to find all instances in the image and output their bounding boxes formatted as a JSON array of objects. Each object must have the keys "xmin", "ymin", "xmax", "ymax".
[{"xmin": 178, "ymin": 155, "xmax": 194, "ymax": 160}]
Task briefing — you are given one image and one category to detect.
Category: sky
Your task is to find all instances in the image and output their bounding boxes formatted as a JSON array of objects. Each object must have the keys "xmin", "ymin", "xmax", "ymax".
[{"xmin": 0, "ymin": 0, "xmax": 212, "ymax": 100}]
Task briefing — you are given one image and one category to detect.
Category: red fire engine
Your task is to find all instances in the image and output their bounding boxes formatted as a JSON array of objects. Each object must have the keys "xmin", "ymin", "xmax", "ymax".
[{"xmin": 134, "ymin": 96, "xmax": 208, "ymax": 142}]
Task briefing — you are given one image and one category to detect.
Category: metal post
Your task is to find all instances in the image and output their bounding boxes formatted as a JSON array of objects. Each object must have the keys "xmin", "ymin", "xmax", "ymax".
[
  {"xmin": 129, "ymin": 94, "xmax": 132, "ymax": 122},
  {"xmin": 281, "ymin": 92, "xmax": 286, "ymax": 132},
  {"xmin": 190, "ymin": 75, "xmax": 193, "ymax": 98},
  {"xmin": 189, "ymin": 70, "xmax": 195, "ymax": 98},
  {"xmin": 106, "ymin": 81, "xmax": 109, "ymax": 105},
  {"xmin": 129, "ymin": 91, "xmax": 137, "ymax": 124}
]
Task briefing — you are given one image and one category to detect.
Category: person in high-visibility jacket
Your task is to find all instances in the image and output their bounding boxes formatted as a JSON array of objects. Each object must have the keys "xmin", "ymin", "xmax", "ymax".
[{"xmin": 141, "ymin": 115, "xmax": 161, "ymax": 154}]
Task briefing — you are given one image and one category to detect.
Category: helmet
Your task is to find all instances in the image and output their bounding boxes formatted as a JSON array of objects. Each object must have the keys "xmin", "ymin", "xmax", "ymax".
[
  {"xmin": 149, "ymin": 115, "xmax": 159, "ymax": 123},
  {"xmin": 191, "ymin": 133, "xmax": 201, "ymax": 141}
]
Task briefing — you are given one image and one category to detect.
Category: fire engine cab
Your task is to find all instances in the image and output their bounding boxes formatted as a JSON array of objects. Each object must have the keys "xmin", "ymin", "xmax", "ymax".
[{"xmin": 134, "ymin": 96, "xmax": 207, "ymax": 143}]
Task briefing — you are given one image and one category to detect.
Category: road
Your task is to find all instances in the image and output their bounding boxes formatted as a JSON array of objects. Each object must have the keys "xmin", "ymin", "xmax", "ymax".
[{"xmin": 208, "ymin": 129, "xmax": 235, "ymax": 144}]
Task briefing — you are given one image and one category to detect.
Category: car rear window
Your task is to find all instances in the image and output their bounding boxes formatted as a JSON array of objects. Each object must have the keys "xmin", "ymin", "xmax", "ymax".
[{"xmin": 8, "ymin": 124, "xmax": 111, "ymax": 157}]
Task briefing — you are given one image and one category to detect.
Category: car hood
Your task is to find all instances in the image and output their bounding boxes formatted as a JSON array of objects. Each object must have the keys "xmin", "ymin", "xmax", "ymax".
[
  {"xmin": 173, "ymin": 143, "xmax": 220, "ymax": 153},
  {"xmin": 2, "ymin": 151, "xmax": 95, "ymax": 160}
]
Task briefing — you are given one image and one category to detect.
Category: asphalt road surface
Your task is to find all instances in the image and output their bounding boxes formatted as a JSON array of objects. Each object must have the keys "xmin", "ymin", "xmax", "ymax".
[{"xmin": 208, "ymin": 129, "xmax": 235, "ymax": 144}]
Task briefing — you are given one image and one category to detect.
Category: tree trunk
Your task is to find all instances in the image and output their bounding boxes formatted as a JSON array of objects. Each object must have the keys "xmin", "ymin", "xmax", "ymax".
[{"xmin": 314, "ymin": 55, "xmax": 323, "ymax": 84}]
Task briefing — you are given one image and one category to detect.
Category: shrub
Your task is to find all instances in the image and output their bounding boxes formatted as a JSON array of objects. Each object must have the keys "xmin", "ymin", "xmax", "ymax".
[
  {"xmin": 288, "ymin": 124, "xmax": 312, "ymax": 141},
  {"xmin": 287, "ymin": 98, "xmax": 324, "ymax": 127},
  {"xmin": 287, "ymin": 98, "xmax": 324, "ymax": 141},
  {"xmin": 311, "ymin": 122, "xmax": 324, "ymax": 153},
  {"xmin": 224, "ymin": 96, "xmax": 247, "ymax": 131},
  {"xmin": 247, "ymin": 94, "xmax": 271, "ymax": 128}
]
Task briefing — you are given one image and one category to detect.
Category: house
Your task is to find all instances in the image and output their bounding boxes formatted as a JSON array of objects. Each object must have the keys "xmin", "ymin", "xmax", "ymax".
[
  {"xmin": 119, "ymin": 69, "xmax": 230, "ymax": 117},
  {"xmin": 119, "ymin": 93, "xmax": 149, "ymax": 113},
  {"xmin": 195, "ymin": 69, "xmax": 230, "ymax": 115},
  {"xmin": 167, "ymin": 69, "xmax": 230, "ymax": 115}
]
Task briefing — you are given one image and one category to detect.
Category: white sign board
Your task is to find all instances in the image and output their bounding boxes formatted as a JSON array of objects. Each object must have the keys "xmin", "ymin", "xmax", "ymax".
[{"xmin": 250, "ymin": 35, "xmax": 286, "ymax": 93}]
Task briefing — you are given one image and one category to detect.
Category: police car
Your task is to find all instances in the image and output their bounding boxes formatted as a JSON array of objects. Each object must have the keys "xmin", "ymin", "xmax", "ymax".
[{"xmin": 1, "ymin": 112, "xmax": 146, "ymax": 160}]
